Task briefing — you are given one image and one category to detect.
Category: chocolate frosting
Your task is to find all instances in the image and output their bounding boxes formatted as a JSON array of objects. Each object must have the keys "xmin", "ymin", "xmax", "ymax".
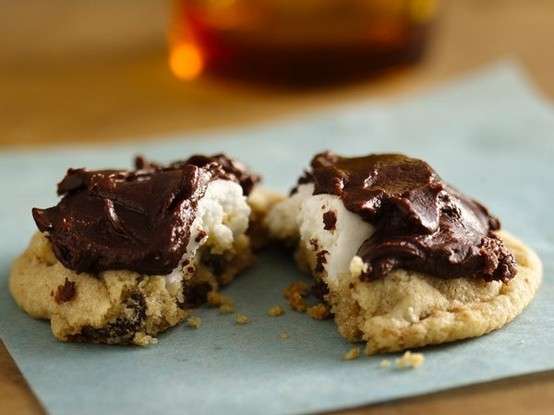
[
  {"xmin": 300, "ymin": 152, "xmax": 516, "ymax": 282},
  {"xmin": 33, "ymin": 154, "xmax": 259, "ymax": 275}
]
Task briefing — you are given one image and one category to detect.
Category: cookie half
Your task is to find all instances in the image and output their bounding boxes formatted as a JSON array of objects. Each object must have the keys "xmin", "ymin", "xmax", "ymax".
[
  {"xmin": 10, "ymin": 231, "xmax": 254, "ymax": 345},
  {"xmin": 266, "ymin": 152, "xmax": 542, "ymax": 354},
  {"xmin": 301, "ymin": 231, "xmax": 541, "ymax": 354},
  {"xmin": 10, "ymin": 155, "xmax": 276, "ymax": 345}
]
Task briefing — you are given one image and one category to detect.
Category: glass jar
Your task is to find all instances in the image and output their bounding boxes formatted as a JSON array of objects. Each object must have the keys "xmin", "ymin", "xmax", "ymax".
[{"xmin": 169, "ymin": 0, "xmax": 438, "ymax": 85}]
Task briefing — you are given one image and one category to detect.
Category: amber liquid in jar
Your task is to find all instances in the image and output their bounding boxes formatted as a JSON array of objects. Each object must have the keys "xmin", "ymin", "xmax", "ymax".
[{"xmin": 169, "ymin": 0, "xmax": 437, "ymax": 85}]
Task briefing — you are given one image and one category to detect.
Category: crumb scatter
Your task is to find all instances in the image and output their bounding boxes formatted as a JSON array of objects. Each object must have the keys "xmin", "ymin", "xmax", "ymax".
[
  {"xmin": 267, "ymin": 305, "xmax": 285, "ymax": 317},
  {"xmin": 207, "ymin": 291, "xmax": 234, "ymax": 307},
  {"xmin": 207, "ymin": 291, "xmax": 236, "ymax": 314},
  {"xmin": 283, "ymin": 281, "xmax": 310, "ymax": 312},
  {"xmin": 307, "ymin": 303, "xmax": 331, "ymax": 320},
  {"xmin": 343, "ymin": 347, "xmax": 360, "ymax": 361},
  {"xmin": 283, "ymin": 281, "xmax": 333, "ymax": 319},
  {"xmin": 235, "ymin": 314, "xmax": 250, "ymax": 325},
  {"xmin": 218, "ymin": 303, "xmax": 235, "ymax": 314},
  {"xmin": 395, "ymin": 351, "xmax": 424, "ymax": 369},
  {"xmin": 133, "ymin": 332, "xmax": 158, "ymax": 346},
  {"xmin": 186, "ymin": 316, "xmax": 202, "ymax": 329}
]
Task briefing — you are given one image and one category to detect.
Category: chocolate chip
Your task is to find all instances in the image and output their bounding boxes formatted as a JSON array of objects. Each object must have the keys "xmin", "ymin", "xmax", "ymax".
[
  {"xmin": 315, "ymin": 250, "xmax": 329, "ymax": 274},
  {"xmin": 67, "ymin": 292, "xmax": 146, "ymax": 344},
  {"xmin": 323, "ymin": 210, "xmax": 337, "ymax": 231},
  {"xmin": 54, "ymin": 278, "xmax": 76, "ymax": 304},
  {"xmin": 195, "ymin": 230, "xmax": 207, "ymax": 243}
]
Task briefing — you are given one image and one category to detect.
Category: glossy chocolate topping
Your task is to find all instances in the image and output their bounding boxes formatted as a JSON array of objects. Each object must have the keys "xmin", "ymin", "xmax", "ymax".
[
  {"xmin": 32, "ymin": 154, "xmax": 259, "ymax": 275},
  {"xmin": 301, "ymin": 151, "xmax": 516, "ymax": 281}
]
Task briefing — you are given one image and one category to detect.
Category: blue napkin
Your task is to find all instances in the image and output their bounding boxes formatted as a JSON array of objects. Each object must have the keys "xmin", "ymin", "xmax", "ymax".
[{"xmin": 1, "ymin": 62, "xmax": 553, "ymax": 415}]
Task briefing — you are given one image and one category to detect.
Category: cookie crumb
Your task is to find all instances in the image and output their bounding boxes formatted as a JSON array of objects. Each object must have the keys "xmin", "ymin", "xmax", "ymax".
[
  {"xmin": 207, "ymin": 291, "xmax": 233, "ymax": 307},
  {"xmin": 379, "ymin": 359, "xmax": 391, "ymax": 368},
  {"xmin": 218, "ymin": 303, "xmax": 235, "ymax": 314},
  {"xmin": 267, "ymin": 305, "xmax": 285, "ymax": 317},
  {"xmin": 307, "ymin": 303, "xmax": 331, "ymax": 320},
  {"xmin": 279, "ymin": 331, "xmax": 289, "ymax": 340},
  {"xmin": 208, "ymin": 291, "xmax": 235, "ymax": 314},
  {"xmin": 283, "ymin": 281, "xmax": 309, "ymax": 312},
  {"xmin": 186, "ymin": 316, "xmax": 202, "ymax": 329},
  {"xmin": 395, "ymin": 351, "xmax": 424, "ymax": 369},
  {"xmin": 235, "ymin": 314, "xmax": 250, "ymax": 325},
  {"xmin": 343, "ymin": 347, "xmax": 360, "ymax": 361},
  {"xmin": 133, "ymin": 332, "xmax": 158, "ymax": 346},
  {"xmin": 349, "ymin": 256, "xmax": 368, "ymax": 278}
]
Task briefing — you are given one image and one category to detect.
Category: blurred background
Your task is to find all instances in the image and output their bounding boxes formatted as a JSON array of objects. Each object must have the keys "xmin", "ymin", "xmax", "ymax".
[{"xmin": 0, "ymin": 0, "xmax": 553, "ymax": 148}]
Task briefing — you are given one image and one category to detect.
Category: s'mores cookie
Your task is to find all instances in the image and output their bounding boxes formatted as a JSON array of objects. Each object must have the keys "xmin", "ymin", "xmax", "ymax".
[
  {"xmin": 10, "ymin": 154, "xmax": 268, "ymax": 345},
  {"xmin": 266, "ymin": 151, "xmax": 542, "ymax": 354}
]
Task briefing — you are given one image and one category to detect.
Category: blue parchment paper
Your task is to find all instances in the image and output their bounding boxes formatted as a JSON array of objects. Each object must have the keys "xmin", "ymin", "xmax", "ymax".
[{"xmin": 1, "ymin": 63, "xmax": 553, "ymax": 415}]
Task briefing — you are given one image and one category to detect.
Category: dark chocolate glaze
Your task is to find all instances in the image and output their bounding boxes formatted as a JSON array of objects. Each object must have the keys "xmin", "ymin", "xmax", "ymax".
[
  {"xmin": 32, "ymin": 154, "xmax": 259, "ymax": 275},
  {"xmin": 300, "ymin": 151, "xmax": 516, "ymax": 282}
]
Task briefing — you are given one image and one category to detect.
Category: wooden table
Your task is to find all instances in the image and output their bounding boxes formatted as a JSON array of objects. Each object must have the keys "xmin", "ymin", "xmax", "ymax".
[{"xmin": 1, "ymin": 1, "xmax": 553, "ymax": 414}]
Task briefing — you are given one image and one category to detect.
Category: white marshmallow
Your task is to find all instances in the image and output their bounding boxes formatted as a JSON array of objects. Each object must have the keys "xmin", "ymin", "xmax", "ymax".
[
  {"xmin": 266, "ymin": 184, "xmax": 374, "ymax": 287},
  {"xmin": 166, "ymin": 180, "xmax": 251, "ymax": 284}
]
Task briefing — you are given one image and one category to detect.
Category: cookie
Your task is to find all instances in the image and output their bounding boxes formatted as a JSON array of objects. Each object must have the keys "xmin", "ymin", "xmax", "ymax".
[
  {"xmin": 10, "ymin": 231, "xmax": 254, "ymax": 345},
  {"xmin": 266, "ymin": 152, "xmax": 542, "ymax": 353},
  {"xmin": 301, "ymin": 231, "xmax": 542, "ymax": 354},
  {"xmin": 9, "ymin": 154, "xmax": 276, "ymax": 345}
]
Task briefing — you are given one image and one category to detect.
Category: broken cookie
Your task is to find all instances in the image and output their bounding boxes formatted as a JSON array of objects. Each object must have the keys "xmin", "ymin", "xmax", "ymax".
[
  {"xmin": 266, "ymin": 151, "xmax": 542, "ymax": 354},
  {"xmin": 10, "ymin": 154, "xmax": 272, "ymax": 345}
]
